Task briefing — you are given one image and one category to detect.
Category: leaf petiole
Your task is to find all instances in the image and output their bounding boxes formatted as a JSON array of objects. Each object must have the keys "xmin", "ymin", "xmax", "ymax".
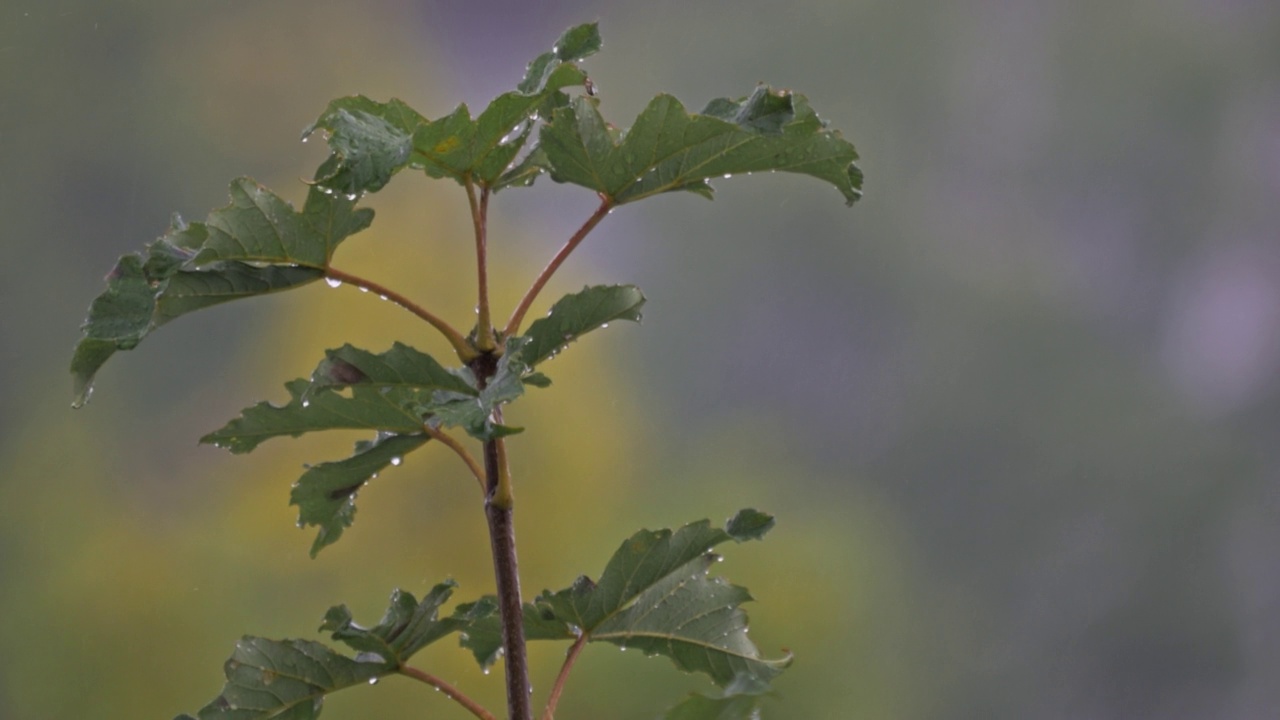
[
  {"xmin": 541, "ymin": 631, "xmax": 589, "ymax": 720},
  {"xmin": 503, "ymin": 196, "xmax": 613, "ymax": 338},
  {"xmin": 466, "ymin": 177, "xmax": 498, "ymax": 352},
  {"xmin": 399, "ymin": 665, "xmax": 497, "ymax": 720},
  {"xmin": 323, "ymin": 266, "xmax": 477, "ymax": 361},
  {"xmin": 422, "ymin": 423, "xmax": 486, "ymax": 493}
]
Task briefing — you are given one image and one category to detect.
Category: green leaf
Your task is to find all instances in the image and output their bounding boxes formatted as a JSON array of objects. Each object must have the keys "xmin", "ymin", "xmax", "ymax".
[
  {"xmin": 464, "ymin": 510, "xmax": 789, "ymax": 689},
  {"xmin": 308, "ymin": 24, "xmax": 600, "ymax": 194},
  {"xmin": 321, "ymin": 581, "xmax": 489, "ymax": 665},
  {"xmin": 70, "ymin": 180, "xmax": 373, "ymax": 407},
  {"xmin": 519, "ymin": 284, "xmax": 646, "ymax": 367},
  {"xmin": 180, "ymin": 636, "xmax": 386, "ymax": 719},
  {"xmin": 424, "ymin": 337, "xmax": 530, "ymax": 441},
  {"xmin": 304, "ymin": 96, "xmax": 428, "ymax": 195},
  {"xmin": 517, "ymin": 22, "xmax": 602, "ymax": 94},
  {"xmin": 456, "ymin": 598, "xmax": 577, "ymax": 669},
  {"xmin": 203, "ymin": 343, "xmax": 474, "ymax": 453},
  {"xmin": 291, "ymin": 433, "xmax": 429, "ymax": 557},
  {"xmin": 540, "ymin": 86, "xmax": 863, "ymax": 206},
  {"xmin": 409, "ymin": 22, "xmax": 600, "ymax": 187}
]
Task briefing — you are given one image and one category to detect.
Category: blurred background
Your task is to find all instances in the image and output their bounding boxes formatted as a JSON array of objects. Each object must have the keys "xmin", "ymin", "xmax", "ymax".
[{"xmin": 2, "ymin": 1, "xmax": 1278, "ymax": 718}]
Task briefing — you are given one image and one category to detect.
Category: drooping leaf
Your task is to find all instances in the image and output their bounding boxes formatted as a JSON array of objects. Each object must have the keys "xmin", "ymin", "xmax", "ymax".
[
  {"xmin": 321, "ymin": 582, "xmax": 492, "ymax": 665},
  {"xmin": 70, "ymin": 180, "xmax": 373, "ymax": 406},
  {"xmin": 202, "ymin": 343, "xmax": 475, "ymax": 453},
  {"xmin": 540, "ymin": 86, "xmax": 863, "ymax": 205},
  {"xmin": 519, "ymin": 284, "xmax": 646, "ymax": 366},
  {"xmin": 462, "ymin": 510, "xmax": 790, "ymax": 690},
  {"xmin": 177, "ymin": 636, "xmax": 387, "ymax": 720},
  {"xmin": 201, "ymin": 379, "xmax": 426, "ymax": 454},
  {"xmin": 304, "ymin": 96, "xmax": 428, "ymax": 195},
  {"xmin": 291, "ymin": 433, "xmax": 429, "ymax": 557}
]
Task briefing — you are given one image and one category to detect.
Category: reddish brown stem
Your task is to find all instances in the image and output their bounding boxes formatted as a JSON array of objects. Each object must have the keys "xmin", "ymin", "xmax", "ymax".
[
  {"xmin": 467, "ymin": 179, "xmax": 497, "ymax": 352},
  {"xmin": 502, "ymin": 197, "xmax": 613, "ymax": 338},
  {"xmin": 323, "ymin": 266, "xmax": 475, "ymax": 360},
  {"xmin": 399, "ymin": 665, "xmax": 497, "ymax": 720},
  {"xmin": 540, "ymin": 632, "xmax": 589, "ymax": 720}
]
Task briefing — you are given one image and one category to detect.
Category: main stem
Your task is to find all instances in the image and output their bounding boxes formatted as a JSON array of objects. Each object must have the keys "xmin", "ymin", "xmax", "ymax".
[{"xmin": 470, "ymin": 354, "xmax": 530, "ymax": 719}]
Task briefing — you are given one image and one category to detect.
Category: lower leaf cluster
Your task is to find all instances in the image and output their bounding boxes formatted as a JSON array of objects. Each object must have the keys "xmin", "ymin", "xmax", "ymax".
[{"xmin": 175, "ymin": 511, "xmax": 783, "ymax": 720}]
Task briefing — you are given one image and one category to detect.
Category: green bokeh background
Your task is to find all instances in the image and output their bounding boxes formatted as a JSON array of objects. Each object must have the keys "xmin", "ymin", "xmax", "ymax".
[{"xmin": 3, "ymin": 1, "xmax": 1278, "ymax": 718}]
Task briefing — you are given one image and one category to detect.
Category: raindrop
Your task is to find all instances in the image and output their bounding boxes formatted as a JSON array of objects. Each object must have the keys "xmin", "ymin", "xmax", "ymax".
[
  {"xmin": 345, "ymin": 192, "xmax": 360, "ymax": 201},
  {"xmin": 367, "ymin": 677, "xmax": 379, "ymax": 686},
  {"xmin": 359, "ymin": 287, "xmax": 370, "ymax": 293},
  {"xmin": 301, "ymin": 400, "xmax": 311, "ymax": 408},
  {"xmin": 378, "ymin": 294, "xmax": 388, "ymax": 301},
  {"xmin": 474, "ymin": 305, "xmax": 481, "ymax": 314},
  {"xmin": 325, "ymin": 277, "xmax": 343, "ymax": 288},
  {"xmin": 600, "ymin": 323, "xmax": 609, "ymax": 328},
  {"xmin": 390, "ymin": 456, "xmax": 402, "ymax": 466},
  {"xmin": 722, "ymin": 173, "xmax": 733, "ymax": 179},
  {"xmin": 301, "ymin": 136, "xmax": 309, "ymax": 143},
  {"xmin": 483, "ymin": 668, "xmax": 491, "ymax": 675}
]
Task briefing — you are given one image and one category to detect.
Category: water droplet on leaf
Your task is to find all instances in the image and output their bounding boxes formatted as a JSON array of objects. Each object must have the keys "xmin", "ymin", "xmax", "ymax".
[
  {"xmin": 325, "ymin": 277, "xmax": 343, "ymax": 288},
  {"xmin": 390, "ymin": 456, "xmax": 402, "ymax": 466}
]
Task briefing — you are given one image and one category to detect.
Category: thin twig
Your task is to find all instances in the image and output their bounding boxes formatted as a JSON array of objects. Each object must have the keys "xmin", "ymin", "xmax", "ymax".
[
  {"xmin": 422, "ymin": 423, "xmax": 485, "ymax": 493},
  {"xmin": 399, "ymin": 665, "xmax": 496, "ymax": 720},
  {"xmin": 466, "ymin": 178, "xmax": 497, "ymax": 352},
  {"xmin": 541, "ymin": 632, "xmax": 589, "ymax": 720},
  {"xmin": 502, "ymin": 196, "xmax": 613, "ymax": 338},
  {"xmin": 324, "ymin": 266, "xmax": 476, "ymax": 361}
]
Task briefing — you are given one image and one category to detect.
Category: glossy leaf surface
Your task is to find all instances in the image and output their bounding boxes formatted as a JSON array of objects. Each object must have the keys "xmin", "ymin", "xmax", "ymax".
[
  {"xmin": 306, "ymin": 23, "xmax": 600, "ymax": 194},
  {"xmin": 291, "ymin": 433, "xmax": 429, "ymax": 557},
  {"xmin": 322, "ymin": 582, "xmax": 489, "ymax": 665},
  {"xmin": 463, "ymin": 510, "xmax": 789, "ymax": 689},
  {"xmin": 202, "ymin": 343, "xmax": 474, "ymax": 453},
  {"xmin": 175, "ymin": 637, "xmax": 385, "ymax": 720},
  {"xmin": 305, "ymin": 96, "xmax": 428, "ymax": 195},
  {"xmin": 519, "ymin": 284, "xmax": 646, "ymax": 367},
  {"xmin": 71, "ymin": 180, "xmax": 372, "ymax": 406},
  {"xmin": 540, "ymin": 86, "xmax": 862, "ymax": 205}
]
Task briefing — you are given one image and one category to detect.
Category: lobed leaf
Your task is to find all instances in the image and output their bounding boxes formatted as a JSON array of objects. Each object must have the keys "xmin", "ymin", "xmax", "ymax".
[
  {"xmin": 456, "ymin": 599, "xmax": 577, "ymax": 670},
  {"xmin": 306, "ymin": 23, "xmax": 600, "ymax": 194},
  {"xmin": 519, "ymin": 284, "xmax": 646, "ymax": 367},
  {"xmin": 202, "ymin": 343, "xmax": 474, "ymax": 453},
  {"xmin": 321, "ymin": 582, "xmax": 491, "ymax": 665},
  {"xmin": 291, "ymin": 433, "xmax": 429, "ymax": 557},
  {"xmin": 71, "ymin": 180, "xmax": 373, "ymax": 407},
  {"xmin": 462, "ymin": 510, "xmax": 789, "ymax": 690},
  {"xmin": 304, "ymin": 96, "xmax": 428, "ymax": 195},
  {"xmin": 175, "ymin": 636, "xmax": 387, "ymax": 720},
  {"xmin": 540, "ymin": 86, "xmax": 863, "ymax": 205}
]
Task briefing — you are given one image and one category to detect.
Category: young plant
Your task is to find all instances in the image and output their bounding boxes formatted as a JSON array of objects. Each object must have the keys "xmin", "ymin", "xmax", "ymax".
[{"xmin": 70, "ymin": 22, "xmax": 862, "ymax": 720}]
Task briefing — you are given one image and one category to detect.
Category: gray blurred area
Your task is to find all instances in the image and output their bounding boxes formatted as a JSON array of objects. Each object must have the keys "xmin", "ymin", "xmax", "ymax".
[{"xmin": 2, "ymin": 1, "xmax": 1278, "ymax": 718}]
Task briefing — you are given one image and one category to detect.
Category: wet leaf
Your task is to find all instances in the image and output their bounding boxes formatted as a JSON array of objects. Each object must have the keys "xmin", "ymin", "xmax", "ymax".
[
  {"xmin": 425, "ymin": 337, "xmax": 530, "ymax": 441},
  {"xmin": 291, "ymin": 433, "xmax": 429, "ymax": 557},
  {"xmin": 70, "ymin": 180, "xmax": 372, "ymax": 406},
  {"xmin": 463, "ymin": 510, "xmax": 790, "ymax": 689},
  {"xmin": 307, "ymin": 23, "xmax": 599, "ymax": 194},
  {"xmin": 540, "ymin": 86, "xmax": 863, "ymax": 205},
  {"xmin": 305, "ymin": 96, "xmax": 428, "ymax": 195},
  {"xmin": 202, "ymin": 343, "xmax": 474, "ymax": 453},
  {"xmin": 177, "ymin": 636, "xmax": 386, "ymax": 720},
  {"xmin": 519, "ymin": 284, "xmax": 646, "ymax": 367},
  {"xmin": 456, "ymin": 598, "xmax": 577, "ymax": 669},
  {"xmin": 321, "ymin": 581, "xmax": 490, "ymax": 664}
]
